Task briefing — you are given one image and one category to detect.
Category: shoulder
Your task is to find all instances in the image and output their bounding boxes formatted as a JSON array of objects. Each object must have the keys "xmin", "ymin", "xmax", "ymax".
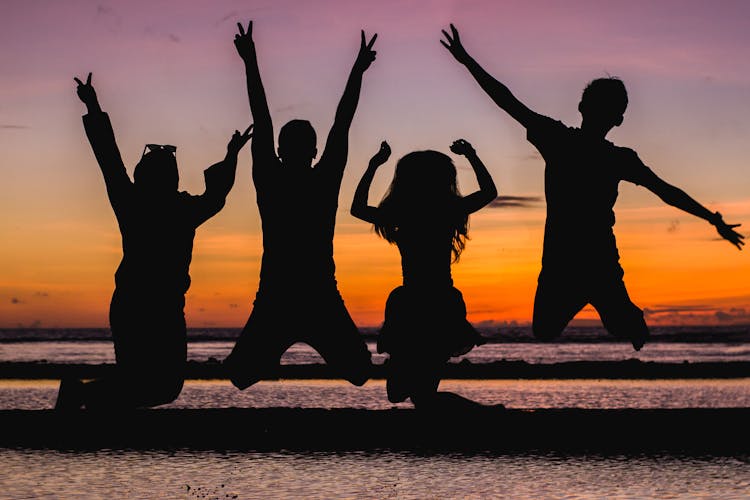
[
  {"xmin": 526, "ymin": 114, "xmax": 570, "ymax": 145},
  {"xmin": 528, "ymin": 114, "xmax": 567, "ymax": 132},
  {"xmin": 611, "ymin": 146, "xmax": 655, "ymax": 184}
]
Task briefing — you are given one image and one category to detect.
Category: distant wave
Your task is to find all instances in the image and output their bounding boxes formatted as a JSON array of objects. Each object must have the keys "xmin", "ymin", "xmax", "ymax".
[{"xmin": 1, "ymin": 325, "xmax": 749, "ymax": 343}]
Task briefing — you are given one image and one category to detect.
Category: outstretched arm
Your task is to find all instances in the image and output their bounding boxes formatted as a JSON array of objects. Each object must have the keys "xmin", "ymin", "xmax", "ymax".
[
  {"xmin": 450, "ymin": 139, "xmax": 498, "ymax": 214},
  {"xmin": 350, "ymin": 141, "xmax": 391, "ymax": 224},
  {"xmin": 193, "ymin": 125, "xmax": 253, "ymax": 226},
  {"xmin": 234, "ymin": 21, "xmax": 275, "ymax": 165},
  {"xmin": 75, "ymin": 72, "xmax": 132, "ymax": 213},
  {"xmin": 318, "ymin": 30, "xmax": 377, "ymax": 173},
  {"xmin": 441, "ymin": 24, "xmax": 539, "ymax": 129},
  {"xmin": 642, "ymin": 174, "xmax": 744, "ymax": 250}
]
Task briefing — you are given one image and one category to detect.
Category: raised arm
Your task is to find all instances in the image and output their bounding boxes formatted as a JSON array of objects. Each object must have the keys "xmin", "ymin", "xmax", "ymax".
[
  {"xmin": 450, "ymin": 139, "xmax": 498, "ymax": 214},
  {"xmin": 641, "ymin": 173, "xmax": 744, "ymax": 250},
  {"xmin": 234, "ymin": 21, "xmax": 275, "ymax": 164},
  {"xmin": 441, "ymin": 24, "xmax": 539, "ymax": 129},
  {"xmin": 351, "ymin": 141, "xmax": 391, "ymax": 224},
  {"xmin": 193, "ymin": 125, "xmax": 253, "ymax": 227},
  {"xmin": 318, "ymin": 30, "xmax": 377, "ymax": 172},
  {"xmin": 75, "ymin": 72, "xmax": 132, "ymax": 213}
]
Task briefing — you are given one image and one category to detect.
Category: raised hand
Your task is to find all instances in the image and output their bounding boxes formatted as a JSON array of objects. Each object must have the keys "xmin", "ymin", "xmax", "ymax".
[
  {"xmin": 227, "ymin": 124, "xmax": 254, "ymax": 155},
  {"xmin": 73, "ymin": 72, "xmax": 99, "ymax": 108},
  {"xmin": 234, "ymin": 21, "xmax": 255, "ymax": 61},
  {"xmin": 370, "ymin": 141, "xmax": 391, "ymax": 166},
  {"xmin": 440, "ymin": 24, "xmax": 470, "ymax": 64},
  {"xmin": 354, "ymin": 30, "xmax": 378, "ymax": 72},
  {"xmin": 449, "ymin": 138, "xmax": 475, "ymax": 157},
  {"xmin": 713, "ymin": 213, "xmax": 745, "ymax": 250}
]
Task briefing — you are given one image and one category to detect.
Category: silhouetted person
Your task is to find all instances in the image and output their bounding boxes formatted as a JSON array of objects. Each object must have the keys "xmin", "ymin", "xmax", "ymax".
[
  {"xmin": 55, "ymin": 73, "xmax": 252, "ymax": 410},
  {"xmin": 441, "ymin": 25, "xmax": 745, "ymax": 351},
  {"xmin": 351, "ymin": 139, "xmax": 498, "ymax": 409},
  {"xmin": 223, "ymin": 22, "xmax": 376, "ymax": 389}
]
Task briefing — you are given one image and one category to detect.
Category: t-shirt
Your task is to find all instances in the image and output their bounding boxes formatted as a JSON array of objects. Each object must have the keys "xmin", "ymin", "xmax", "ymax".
[
  {"xmin": 252, "ymin": 150, "xmax": 345, "ymax": 295},
  {"xmin": 83, "ymin": 112, "xmax": 233, "ymax": 297},
  {"xmin": 526, "ymin": 115, "xmax": 656, "ymax": 270}
]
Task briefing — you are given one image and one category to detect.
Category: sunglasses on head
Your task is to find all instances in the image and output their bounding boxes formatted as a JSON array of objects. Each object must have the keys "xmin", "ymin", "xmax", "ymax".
[{"xmin": 142, "ymin": 144, "xmax": 177, "ymax": 158}]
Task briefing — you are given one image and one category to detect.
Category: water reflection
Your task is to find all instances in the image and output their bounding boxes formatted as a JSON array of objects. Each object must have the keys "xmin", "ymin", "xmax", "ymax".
[
  {"xmin": 2, "ymin": 448, "xmax": 749, "ymax": 499},
  {"xmin": 2, "ymin": 378, "xmax": 750, "ymax": 411}
]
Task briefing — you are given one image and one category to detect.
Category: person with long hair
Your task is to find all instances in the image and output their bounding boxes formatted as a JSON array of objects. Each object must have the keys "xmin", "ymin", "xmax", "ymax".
[{"xmin": 351, "ymin": 139, "xmax": 497, "ymax": 409}]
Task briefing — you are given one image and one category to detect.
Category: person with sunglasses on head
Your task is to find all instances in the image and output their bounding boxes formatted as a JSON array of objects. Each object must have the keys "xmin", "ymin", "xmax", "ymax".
[
  {"xmin": 55, "ymin": 73, "xmax": 252, "ymax": 410},
  {"xmin": 223, "ymin": 22, "xmax": 376, "ymax": 390}
]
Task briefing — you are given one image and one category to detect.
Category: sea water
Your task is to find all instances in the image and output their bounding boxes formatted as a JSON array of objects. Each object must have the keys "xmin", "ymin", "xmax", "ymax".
[
  {"xmin": 1, "ymin": 448, "xmax": 749, "ymax": 499},
  {"xmin": 2, "ymin": 329, "xmax": 749, "ymax": 498}
]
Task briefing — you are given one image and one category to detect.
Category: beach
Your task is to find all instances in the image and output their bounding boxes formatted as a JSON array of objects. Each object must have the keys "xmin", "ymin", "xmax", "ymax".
[{"xmin": 2, "ymin": 327, "xmax": 750, "ymax": 497}]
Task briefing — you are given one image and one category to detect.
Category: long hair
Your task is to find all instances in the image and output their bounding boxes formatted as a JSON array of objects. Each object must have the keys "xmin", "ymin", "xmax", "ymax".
[{"xmin": 375, "ymin": 150, "xmax": 468, "ymax": 262}]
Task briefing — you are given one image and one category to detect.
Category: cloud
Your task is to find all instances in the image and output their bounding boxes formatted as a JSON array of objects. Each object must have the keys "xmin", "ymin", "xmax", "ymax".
[
  {"xmin": 274, "ymin": 103, "xmax": 304, "ymax": 114},
  {"xmin": 229, "ymin": 303, "xmax": 239, "ymax": 309},
  {"xmin": 143, "ymin": 26, "xmax": 181, "ymax": 43},
  {"xmin": 643, "ymin": 304, "xmax": 750, "ymax": 325},
  {"xmin": 216, "ymin": 11, "xmax": 240, "ymax": 26},
  {"xmin": 0, "ymin": 125, "xmax": 29, "ymax": 129},
  {"xmin": 10, "ymin": 297, "xmax": 24, "ymax": 305},
  {"xmin": 715, "ymin": 308, "xmax": 750, "ymax": 323},
  {"xmin": 34, "ymin": 291, "xmax": 49, "ymax": 298},
  {"xmin": 667, "ymin": 219, "xmax": 680, "ymax": 233},
  {"xmin": 96, "ymin": 4, "xmax": 122, "ymax": 31},
  {"xmin": 488, "ymin": 195, "xmax": 543, "ymax": 209},
  {"xmin": 644, "ymin": 305, "xmax": 713, "ymax": 316}
]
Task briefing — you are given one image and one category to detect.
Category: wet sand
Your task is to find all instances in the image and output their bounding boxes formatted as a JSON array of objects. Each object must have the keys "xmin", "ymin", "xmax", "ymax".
[
  {"xmin": 1, "ymin": 406, "xmax": 748, "ymax": 454},
  {"xmin": 2, "ymin": 359, "xmax": 749, "ymax": 380}
]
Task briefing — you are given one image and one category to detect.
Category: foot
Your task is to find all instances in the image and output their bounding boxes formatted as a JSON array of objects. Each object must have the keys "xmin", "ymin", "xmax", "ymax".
[
  {"xmin": 631, "ymin": 331, "xmax": 648, "ymax": 351},
  {"xmin": 54, "ymin": 377, "xmax": 85, "ymax": 411}
]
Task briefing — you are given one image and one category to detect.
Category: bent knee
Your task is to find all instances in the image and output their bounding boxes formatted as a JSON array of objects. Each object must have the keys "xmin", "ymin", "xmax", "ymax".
[{"xmin": 142, "ymin": 377, "xmax": 184, "ymax": 406}]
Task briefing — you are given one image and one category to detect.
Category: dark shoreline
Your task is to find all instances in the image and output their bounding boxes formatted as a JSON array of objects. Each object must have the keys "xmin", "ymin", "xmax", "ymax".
[
  {"xmin": 2, "ymin": 325, "xmax": 749, "ymax": 343},
  {"xmin": 2, "ymin": 407, "xmax": 748, "ymax": 454},
  {"xmin": 2, "ymin": 359, "xmax": 750, "ymax": 380}
]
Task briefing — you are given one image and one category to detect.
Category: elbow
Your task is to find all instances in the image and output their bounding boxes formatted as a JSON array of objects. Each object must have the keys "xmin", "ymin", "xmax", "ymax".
[{"xmin": 486, "ymin": 186, "xmax": 498, "ymax": 203}]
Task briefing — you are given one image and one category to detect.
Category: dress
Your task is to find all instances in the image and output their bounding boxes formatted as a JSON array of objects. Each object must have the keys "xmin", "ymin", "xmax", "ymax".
[{"xmin": 376, "ymin": 217, "xmax": 485, "ymax": 403}]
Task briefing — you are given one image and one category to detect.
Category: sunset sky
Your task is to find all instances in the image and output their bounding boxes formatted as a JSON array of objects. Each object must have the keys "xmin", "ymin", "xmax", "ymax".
[{"xmin": 1, "ymin": 0, "xmax": 749, "ymax": 329}]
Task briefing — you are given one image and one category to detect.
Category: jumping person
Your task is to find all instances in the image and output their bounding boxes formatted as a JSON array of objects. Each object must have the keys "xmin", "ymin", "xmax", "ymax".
[
  {"xmin": 441, "ymin": 24, "xmax": 744, "ymax": 351},
  {"xmin": 55, "ymin": 73, "xmax": 251, "ymax": 410},
  {"xmin": 351, "ymin": 139, "xmax": 497, "ymax": 409},
  {"xmin": 223, "ymin": 22, "xmax": 377, "ymax": 388}
]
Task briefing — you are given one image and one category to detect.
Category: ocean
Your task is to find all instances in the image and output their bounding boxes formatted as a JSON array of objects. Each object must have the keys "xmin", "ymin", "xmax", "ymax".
[{"xmin": 1, "ymin": 326, "xmax": 749, "ymax": 498}]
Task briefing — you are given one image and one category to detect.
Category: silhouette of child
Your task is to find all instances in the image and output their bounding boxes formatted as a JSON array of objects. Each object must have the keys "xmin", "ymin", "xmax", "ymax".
[
  {"xmin": 55, "ymin": 73, "xmax": 251, "ymax": 410},
  {"xmin": 351, "ymin": 139, "xmax": 498, "ymax": 409},
  {"xmin": 223, "ymin": 22, "xmax": 376, "ymax": 389},
  {"xmin": 442, "ymin": 24, "xmax": 744, "ymax": 351}
]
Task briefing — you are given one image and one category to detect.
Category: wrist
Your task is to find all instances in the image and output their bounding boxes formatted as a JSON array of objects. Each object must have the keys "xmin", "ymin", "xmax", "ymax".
[{"xmin": 709, "ymin": 211, "xmax": 723, "ymax": 226}]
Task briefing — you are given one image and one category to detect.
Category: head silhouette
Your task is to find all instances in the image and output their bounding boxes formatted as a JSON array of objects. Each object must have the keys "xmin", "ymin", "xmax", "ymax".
[
  {"xmin": 377, "ymin": 150, "xmax": 468, "ymax": 261},
  {"xmin": 134, "ymin": 146, "xmax": 179, "ymax": 196},
  {"xmin": 578, "ymin": 77, "xmax": 628, "ymax": 132},
  {"xmin": 385, "ymin": 150, "xmax": 459, "ymax": 203},
  {"xmin": 278, "ymin": 119, "xmax": 318, "ymax": 169}
]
